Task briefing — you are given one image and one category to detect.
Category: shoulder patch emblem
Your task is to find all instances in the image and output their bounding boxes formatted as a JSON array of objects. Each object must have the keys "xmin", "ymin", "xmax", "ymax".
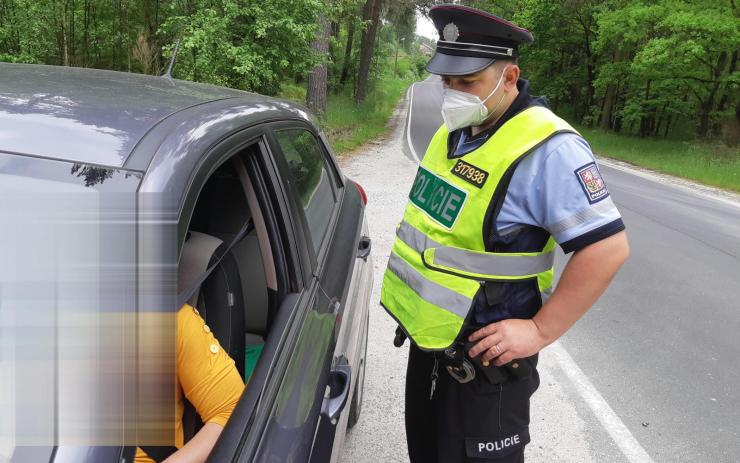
[
  {"xmin": 575, "ymin": 162, "xmax": 609, "ymax": 204},
  {"xmin": 451, "ymin": 159, "xmax": 489, "ymax": 189}
]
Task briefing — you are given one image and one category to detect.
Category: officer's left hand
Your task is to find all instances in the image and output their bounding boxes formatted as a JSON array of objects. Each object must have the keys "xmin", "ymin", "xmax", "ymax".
[{"xmin": 467, "ymin": 319, "xmax": 547, "ymax": 366}]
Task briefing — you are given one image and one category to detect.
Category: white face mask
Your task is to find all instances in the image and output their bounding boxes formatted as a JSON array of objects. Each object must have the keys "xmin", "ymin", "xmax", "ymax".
[{"xmin": 441, "ymin": 66, "xmax": 509, "ymax": 131}]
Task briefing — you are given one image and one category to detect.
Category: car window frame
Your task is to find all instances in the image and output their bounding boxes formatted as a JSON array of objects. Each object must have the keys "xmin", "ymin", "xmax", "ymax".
[
  {"xmin": 316, "ymin": 130, "xmax": 346, "ymax": 190},
  {"xmin": 166, "ymin": 126, "xmax": 311, "ymax": 457},
  {"xmin": 207, "ymin": 127, "xmax": 337, "ymax": 463},
  {"xmin": 265, "ymin": 121, "xmax": 344, "ymax": 272}
]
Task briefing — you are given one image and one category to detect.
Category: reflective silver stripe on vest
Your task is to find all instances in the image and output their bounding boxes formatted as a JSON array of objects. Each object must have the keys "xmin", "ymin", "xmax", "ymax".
[
  {"xmin": 397, "ymin": 221, "xmax": 441, "ymax": 253},
  {"xmin": 432, "ymin": 247, "xmax": 554, "ymax": 277},
  {"xmin": 387, "ymin": 252, "xmax": 471, "ymax": 319},
  {"xmin": 398, "ymin": 220, "xmax": 553, "ymax": 278}
]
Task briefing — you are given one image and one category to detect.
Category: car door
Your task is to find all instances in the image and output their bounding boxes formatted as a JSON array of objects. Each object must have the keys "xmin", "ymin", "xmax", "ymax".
[
  {"xmin": 315, "ymin": 134, "xmax": 373, "ymax": 463},
  {"xmin": 168, "ymin": 122, "xmax": 316, "ymax": 463},
  {"xmin": 204, "ymin": 120, "xmax": 365, "ymax": 463},
  {"xmin": 257, "ymin": 122, "xmax": 364, "ymax": 463}
]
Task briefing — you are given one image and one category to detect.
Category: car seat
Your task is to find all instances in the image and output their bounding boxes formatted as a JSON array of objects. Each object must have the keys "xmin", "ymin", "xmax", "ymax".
[{"xmin": 177, "ymin": 229, "xmax": 246, "ymax": 443}]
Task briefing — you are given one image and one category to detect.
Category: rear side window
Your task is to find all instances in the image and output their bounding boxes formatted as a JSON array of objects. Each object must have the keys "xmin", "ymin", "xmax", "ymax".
[{"xmin": 274, "ymin": 129, "xmax": 337, "ymax": 253}]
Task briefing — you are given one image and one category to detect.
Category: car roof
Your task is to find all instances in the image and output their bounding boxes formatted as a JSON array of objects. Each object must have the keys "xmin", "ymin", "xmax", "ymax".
[{"xmin": 0, "ymin": 63, "xmax": 312, "ymax": 170}]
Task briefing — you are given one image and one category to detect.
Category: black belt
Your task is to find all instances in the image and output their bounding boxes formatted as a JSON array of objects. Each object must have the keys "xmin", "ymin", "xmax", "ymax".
[{"xmin": 393, "ymin": 326, "xmax": 532, "ymax": 384}]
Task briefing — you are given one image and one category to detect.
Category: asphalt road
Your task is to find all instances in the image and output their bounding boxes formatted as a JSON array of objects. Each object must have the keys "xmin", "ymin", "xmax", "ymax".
[{"xmin": 387, "ymin": 75, "xmax": 740, "ymax": 462}]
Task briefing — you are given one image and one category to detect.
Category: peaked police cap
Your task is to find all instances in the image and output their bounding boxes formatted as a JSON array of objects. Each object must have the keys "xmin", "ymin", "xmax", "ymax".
[{"xmin": 426, "ymin": 4, "xmax": 533, "ymax": 76}]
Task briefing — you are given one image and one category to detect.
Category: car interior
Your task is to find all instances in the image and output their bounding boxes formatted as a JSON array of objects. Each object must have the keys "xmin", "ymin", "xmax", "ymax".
[{"xmin": 176, "ymin": 150, "xmax": 279, "ymax": 443}]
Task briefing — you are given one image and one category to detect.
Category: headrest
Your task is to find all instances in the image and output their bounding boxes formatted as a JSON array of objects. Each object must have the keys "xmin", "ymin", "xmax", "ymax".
[{"xmin": 177, "ymin": 231, "xmax": 223, "ymax": 308}]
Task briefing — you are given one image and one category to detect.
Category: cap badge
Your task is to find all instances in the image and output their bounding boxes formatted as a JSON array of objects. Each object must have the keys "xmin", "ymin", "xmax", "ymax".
[{"xmin": 442, "ymin": 22, "xmax": 460, "ymax": 42}]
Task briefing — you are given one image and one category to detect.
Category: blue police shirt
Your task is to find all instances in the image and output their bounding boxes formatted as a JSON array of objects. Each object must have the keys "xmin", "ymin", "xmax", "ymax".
[
  {"xmin": 447, "ymin": 79, "xmax": 625, "ymax": 324},
  {"xmin": 496, "ymin": 133, "xmax": 623, "ymax": 252}
]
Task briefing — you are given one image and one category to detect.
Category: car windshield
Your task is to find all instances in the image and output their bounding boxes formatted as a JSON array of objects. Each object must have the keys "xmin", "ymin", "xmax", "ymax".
[{"xmin": 0, "ymin": 153, "xmax": 141, "ymax": 460}]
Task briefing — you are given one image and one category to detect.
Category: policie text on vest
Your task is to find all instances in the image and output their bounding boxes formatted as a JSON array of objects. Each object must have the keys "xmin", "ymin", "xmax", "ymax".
[{"xmin": 410, "ymin": 166, "xmax": 467, "ymax": 229}]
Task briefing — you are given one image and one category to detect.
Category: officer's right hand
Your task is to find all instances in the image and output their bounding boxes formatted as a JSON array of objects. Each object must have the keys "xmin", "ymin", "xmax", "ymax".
[{"xmin": 467, "ymin": 318, "xmax": 548, "ymax": 366}]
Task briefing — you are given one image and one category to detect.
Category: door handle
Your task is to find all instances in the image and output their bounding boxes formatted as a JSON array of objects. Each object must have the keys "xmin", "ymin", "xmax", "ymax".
[
  {"xmin": 357, "ymin": 235, "xmax": 371, "ymax": 261},
  {"xmin": 321, "ymin": 358, "xmax": 352, "ymax": 425}
]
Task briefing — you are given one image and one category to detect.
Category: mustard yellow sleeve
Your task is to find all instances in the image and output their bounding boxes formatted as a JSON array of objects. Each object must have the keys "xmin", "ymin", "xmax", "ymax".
[
  {"xmin": 134, "ymin": 447, "xmax": 156, "ymax": 463},
  {"xmin": 177, "ymin": 305, "xmax": 245, "ymax": 427}
]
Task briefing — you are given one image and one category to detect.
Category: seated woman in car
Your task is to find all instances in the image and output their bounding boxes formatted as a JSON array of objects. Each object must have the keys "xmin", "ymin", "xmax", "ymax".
[{"xmin": 136, "ymin": 304, "xmax": 245, "ymax": 463}]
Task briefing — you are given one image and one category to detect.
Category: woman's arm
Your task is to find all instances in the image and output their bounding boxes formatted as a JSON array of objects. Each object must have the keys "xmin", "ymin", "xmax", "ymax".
[
  {"xmin": 170, "ymin": 306, "xmax": 245, "ymax": 462},
  {"xmin": 163, "ymin": 422, "xmax": 224, "ymax": 463}
]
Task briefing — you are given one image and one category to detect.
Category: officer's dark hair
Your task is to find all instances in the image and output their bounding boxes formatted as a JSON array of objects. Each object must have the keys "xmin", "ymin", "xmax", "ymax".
[{"xmin": 487, "ymin": 57, "xmax": 518, "ymax": 71}]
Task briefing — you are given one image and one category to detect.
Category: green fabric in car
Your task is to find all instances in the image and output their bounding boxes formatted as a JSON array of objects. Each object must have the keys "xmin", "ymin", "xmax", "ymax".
[{"xmin": 244, "ymin": 343, "xmax": 264, "ymax": 382}]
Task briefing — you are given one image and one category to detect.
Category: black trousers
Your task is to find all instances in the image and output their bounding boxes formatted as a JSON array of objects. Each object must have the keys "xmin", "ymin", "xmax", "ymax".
[{"xmin": 405, "ymin": 344, "xmax": 540, "ymax": 463}]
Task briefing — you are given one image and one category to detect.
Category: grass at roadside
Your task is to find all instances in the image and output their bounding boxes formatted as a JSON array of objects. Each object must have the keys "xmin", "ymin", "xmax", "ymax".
[
  {"xmin": 279, "ymin": 72, "xmax": 416, "ymax": 155},
  {"xmin": 575, "ymin": 124, "xmax": 740, "ymax": 193}
]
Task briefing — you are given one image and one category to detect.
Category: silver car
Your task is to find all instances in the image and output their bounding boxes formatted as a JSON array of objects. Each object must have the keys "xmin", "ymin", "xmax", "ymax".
[{"xmin": 0, "ymin": 62, "xmax": 373, "ymax": 463}]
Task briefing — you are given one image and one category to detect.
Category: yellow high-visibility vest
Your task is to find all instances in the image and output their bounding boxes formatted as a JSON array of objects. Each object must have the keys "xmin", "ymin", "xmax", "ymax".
[{"xmin": 380, "ymin": 106, "xmax": 578, "ymax": 350}]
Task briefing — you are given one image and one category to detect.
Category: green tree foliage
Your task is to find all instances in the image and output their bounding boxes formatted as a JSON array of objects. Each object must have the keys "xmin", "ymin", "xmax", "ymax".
[
  {"xmin": 466, "ymin": 0, "xmax": 739, "ymax": 143},
  {"xmin": 0, "ymin": 0, "xmax": 428, "ymax": 99},
  {"xmin": 4, "ymin": 0, "xmax": 731, "ymax": 143},
  {"xmin": 157, "ymin": 0, "xmax": 327, "ymax": 94}
]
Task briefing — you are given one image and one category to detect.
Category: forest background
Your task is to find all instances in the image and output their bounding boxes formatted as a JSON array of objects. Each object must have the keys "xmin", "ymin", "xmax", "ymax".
[{"xmin": 0, "ymin": 0, "xmax": 737, "ymax": 190}]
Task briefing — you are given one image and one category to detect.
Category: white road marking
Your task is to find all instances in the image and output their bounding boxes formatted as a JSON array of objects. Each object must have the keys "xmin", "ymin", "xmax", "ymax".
[
  {"xmin": 549, "ymin": 341, "xmax": 655, "ymax": 463},
  {"xmin": 404, "ymin": 81, "xmax": 657, "ymax": 463},
  {"xmin": 405, "ymin": 83, "xmax": 421, "ymax": 164}
]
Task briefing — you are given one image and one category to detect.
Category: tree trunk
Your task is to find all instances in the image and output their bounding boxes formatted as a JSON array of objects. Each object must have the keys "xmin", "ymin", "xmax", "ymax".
[
  {"xmin": 339, "ymin": 20, "xmax": 355, "ymax": 85},
  {"xmin": 600, "ymin": 75, "xmax": 621, "ymax": 132},
  {"xmin": 143, "ymin": 0, "xmax": 159, "ymax": 74},
  {"xmin": 654, "ymin": 102, "xmax": 668, "ymax": 137},
  {"xmin": 613, "ymin": 86, "xmax": 625, "ymax": 132},
  {"xmin": 70, "ymin": 0, "xmax": 76, "ymax": 66},
  {"xmin": 698, "ymin": 85, "xmax": 719, "ymax": 138},
  {"xmin": 115, "ymin": 0, "xmax": 122, "ymax": 70},
  {"xmin": 580, "ymin": 17, "xmax": 594, "ymax": 119},
  {"xmin": 355, "ymin": 0, "xmax": 382, "ymax": 104},
  {"xmin": 306, "ymin": 12, "xmax": 332, "ymax": 117},
  {"xmin": 600, "ymin": 83, "xmax": 617, "ymax": 131},
  {"xmin": 600, "ymin": 49, "xmax": 626, "ymax": 131},
  {"xmin": 663, "ymin": 114, "xmax": 673, "ymax": 137},
  {"xmin": 698, "ymin": 51, "xmax": 728, "ymax": 137},
  {"xmin": 83, "ymin": 0, "xmax": 89, "ymax": 66},
  {"xmin": 63, "ymin": 0, "xmax": 70, "ymax": 66},
  {"xmin": 331, "ymin": 21, "xmax": 339, "ymax": 40},
  {"xmin": 192, "ymin": 47, "xmax": 197, "ymax": 81},
  {"xmin": 639, "ymin": 79, "xmax": 651, "ymax": 138},
  {"xmin": 714, "ymin": 50, "xmax": 737, "ymax": 139}
]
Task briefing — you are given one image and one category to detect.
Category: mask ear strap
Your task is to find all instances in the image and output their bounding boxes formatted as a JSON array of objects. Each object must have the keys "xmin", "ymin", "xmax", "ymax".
[
  {"xmin": 482, "ymin": 65, "xmax": 509, "ymax": 104},
  {"xmin": 479, "ymin": 66, "xmax": 511, "ymax": 126}
]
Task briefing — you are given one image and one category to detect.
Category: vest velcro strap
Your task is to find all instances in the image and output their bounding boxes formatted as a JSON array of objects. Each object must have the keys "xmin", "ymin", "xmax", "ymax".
[
  {"xmin": 422, "ymin": 246, "xmax": 554, "ymax": 281},
  {"xmin": 387, "ymin": 252, "xmax": 472, "ymax": 318}
]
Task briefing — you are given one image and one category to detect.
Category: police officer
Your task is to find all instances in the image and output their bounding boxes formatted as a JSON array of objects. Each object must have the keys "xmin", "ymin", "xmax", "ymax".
[{"xmin": 380, "ymin": 4, "xmax": 630, "ymax": 462}]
